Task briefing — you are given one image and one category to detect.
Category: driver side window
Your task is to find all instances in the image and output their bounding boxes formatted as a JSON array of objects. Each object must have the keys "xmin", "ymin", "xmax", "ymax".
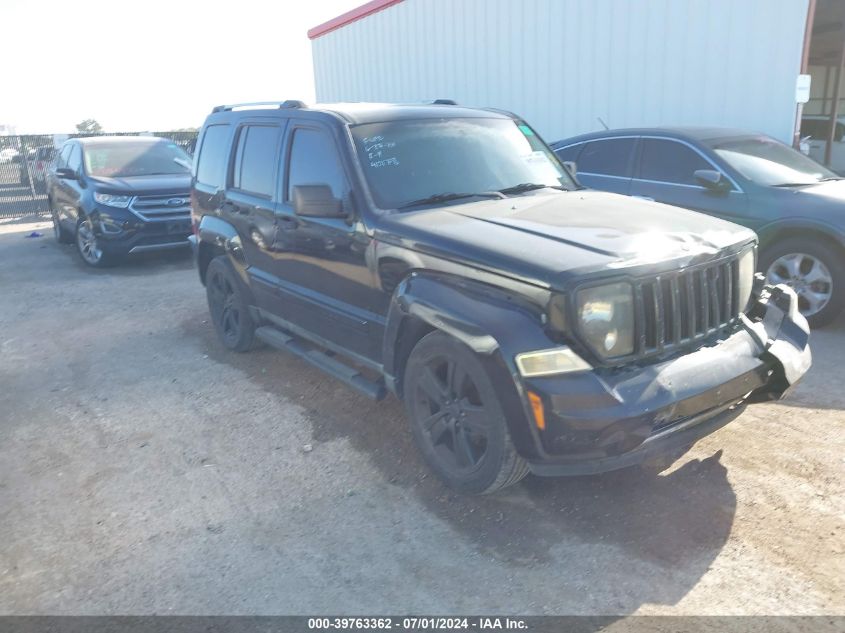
[
  {"xmin": 67, "ymin": 145, "xmax": 82, "ymax": 174},
  {"xmin": 638, "ymin": 139, "xmax": 713, "ymax": 187},
  {"xmin": 286, "ymin": 128, "xmax": 347, "ymax": 201}
]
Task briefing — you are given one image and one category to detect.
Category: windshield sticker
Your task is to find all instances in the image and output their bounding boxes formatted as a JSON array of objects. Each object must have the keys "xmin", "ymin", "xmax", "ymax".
[
  {"xmin": 518, "ymin": 124, "xmax": 535, "ymax": 136},
  {"xmin": 363, "ymin": 136, "xmax": 400, "ymax": 168}
]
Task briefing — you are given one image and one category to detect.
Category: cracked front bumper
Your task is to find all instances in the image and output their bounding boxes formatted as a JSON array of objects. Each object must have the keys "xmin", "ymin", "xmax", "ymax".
[{"xmin": 524, "ymin": 282, "xmax": 811, "ymax": 476}]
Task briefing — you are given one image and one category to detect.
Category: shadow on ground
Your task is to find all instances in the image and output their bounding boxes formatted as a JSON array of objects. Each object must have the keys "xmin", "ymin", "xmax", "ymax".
[{"xmin": 188, "ymin": 316, "xmax": 736, "ymax": 608}]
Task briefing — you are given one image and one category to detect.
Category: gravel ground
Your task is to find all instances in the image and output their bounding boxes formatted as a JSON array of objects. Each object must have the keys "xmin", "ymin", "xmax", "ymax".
[{"xmin": 0, "ymin": 217, "xmax": 843, "ymax": 615}]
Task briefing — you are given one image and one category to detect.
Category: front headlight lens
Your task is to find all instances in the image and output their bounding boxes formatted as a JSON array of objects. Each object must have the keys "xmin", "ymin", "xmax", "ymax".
[
  {"xmin": 515, "ymin": 347, "xmax": 591, "ymax": 377},
  {"xmin": 577, "ymin": 282, "xmax": 635, "ymax": 359},
  {"xmin": 94, "ymin": 192, "xmax": 132, "ymax": 208},
  {"xmin": 737, "ymin": 248, "xmax": 756, "ymax": 313}
]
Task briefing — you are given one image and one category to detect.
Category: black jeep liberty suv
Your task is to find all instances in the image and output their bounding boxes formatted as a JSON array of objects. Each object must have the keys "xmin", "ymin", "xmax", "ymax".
[{"xmin": 189, "ymin": 100, "xmax": 811, "ymax": 494}]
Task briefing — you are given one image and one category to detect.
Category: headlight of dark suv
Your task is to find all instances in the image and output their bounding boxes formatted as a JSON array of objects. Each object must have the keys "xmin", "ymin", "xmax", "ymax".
[{"xmin": 576, "ymin": 282, "xmax": 635, "ymax": 359}]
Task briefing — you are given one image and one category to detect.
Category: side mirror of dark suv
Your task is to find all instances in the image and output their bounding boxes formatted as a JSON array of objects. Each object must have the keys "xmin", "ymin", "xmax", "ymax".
[
  {"xmin": 293, "ymin": 184, "xmax": 345, "ymax": 218},
  {"xmin": 55, "ymin": 167, "xmax": 78, "ymax": 180},
  {"xmin": 694, "ymin": 169, "xmax": 730, "ymax": 193}
]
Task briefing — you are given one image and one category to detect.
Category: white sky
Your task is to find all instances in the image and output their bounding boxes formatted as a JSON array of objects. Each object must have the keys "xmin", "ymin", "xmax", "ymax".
[{"xmin": 2, "ymin": 0, "xmax": 363, "ymax": 134}]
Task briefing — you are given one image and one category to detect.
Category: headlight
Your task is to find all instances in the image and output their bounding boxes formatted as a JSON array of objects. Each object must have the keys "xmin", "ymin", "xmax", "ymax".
[
  {"xmin": 736, "ymin": 248, "xmax": 756, "ymax": 313},
  {"xmin": 94, "ymin": 192, "xmax": 132, "ymax": 208},
  {"xmin": 515, "ymin": 347, "xmax": 591, "ymax": 377},
  {"xmin": 576, "ymin": 282, "xmax": 635, "ymax": 359}
]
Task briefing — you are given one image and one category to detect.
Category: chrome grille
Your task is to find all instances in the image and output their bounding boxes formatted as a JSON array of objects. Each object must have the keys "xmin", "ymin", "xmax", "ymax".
[
  {"xmin": 634, "ymin": 255, "xmax": 740, "ymax": 357},
  {"xmin": 130, "ymin": 194, "xmax": 190, "ymax": 221}
]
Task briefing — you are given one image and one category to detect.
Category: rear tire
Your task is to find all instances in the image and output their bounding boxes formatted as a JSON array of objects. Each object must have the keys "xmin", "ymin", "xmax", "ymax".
[
  {"xmin": 403, "ymin": 331, "xmax": 529, "ymax": 494},
  {"xmin": 50, "ymin": 200, "xmax": 72, "ymax": 244},
  {"xmin": 206, "ymin": 256, "xmax": 257, "ymax": 352},
  {"xmin": 760, "ymin": 237, "xmax": 844, "ymax": 328}
]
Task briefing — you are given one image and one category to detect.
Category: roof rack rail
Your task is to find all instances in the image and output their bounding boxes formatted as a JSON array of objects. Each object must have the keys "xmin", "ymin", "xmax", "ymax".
[
  {"xmin": 431, "ymin": 99, "xmax": 458, "ymax": 105},
  {"xmin": 211, "ymin": 100, "xmax": 307, "ymax": 113}
]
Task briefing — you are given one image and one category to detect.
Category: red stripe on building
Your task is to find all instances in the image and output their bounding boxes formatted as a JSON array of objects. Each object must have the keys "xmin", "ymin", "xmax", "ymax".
[{"xmin": 308, "ymin": 0, "xmax": 405, "ymax": 39}]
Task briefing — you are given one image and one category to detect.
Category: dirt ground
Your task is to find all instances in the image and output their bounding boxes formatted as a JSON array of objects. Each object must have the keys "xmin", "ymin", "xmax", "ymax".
[{"xmin": 1, "ymin": 216, "xmax": 843, "ymax": 615}]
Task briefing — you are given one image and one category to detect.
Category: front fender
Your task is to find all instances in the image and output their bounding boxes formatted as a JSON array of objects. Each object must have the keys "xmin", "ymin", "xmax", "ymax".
[
  {"xmin": 757, "ymin": 218, "xmax": 845, "ymax": 250},
  {"xmin": 384, "ymin": 272, "xmax": 555, "ymax": 459}
]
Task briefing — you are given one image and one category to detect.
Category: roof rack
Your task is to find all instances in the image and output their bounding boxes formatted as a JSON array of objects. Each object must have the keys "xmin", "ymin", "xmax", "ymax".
[{"xmin": 211, "ymin": 100, "xmax": 307, "ymax": 113}]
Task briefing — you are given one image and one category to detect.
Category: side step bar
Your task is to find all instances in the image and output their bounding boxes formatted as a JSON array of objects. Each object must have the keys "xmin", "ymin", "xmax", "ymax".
[{"xmin": 254, "ymin": 326, "xmax": 387, "ymax": 401}]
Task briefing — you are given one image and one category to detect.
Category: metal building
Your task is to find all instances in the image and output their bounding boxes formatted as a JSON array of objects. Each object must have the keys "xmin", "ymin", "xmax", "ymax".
[{"xmin": 310, "ymin": 0, "xmax": 844, "ymax": 163}]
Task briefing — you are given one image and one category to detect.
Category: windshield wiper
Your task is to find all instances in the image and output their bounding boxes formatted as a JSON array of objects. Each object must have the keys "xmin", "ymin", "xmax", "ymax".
[
  {"xmin": 498, "ymin": 182, "xmax": 569, "ymax": 195},
  {"xmin": 772, "ymin": 182, "xmax": 816, "ymax": 188},
  {"xmin": 397, "ymin": 191, "xmax": 504, "ymax": 210},
  {"xmin": 819, "ymin": 177, "xmax": 843, "ymax": 182}
]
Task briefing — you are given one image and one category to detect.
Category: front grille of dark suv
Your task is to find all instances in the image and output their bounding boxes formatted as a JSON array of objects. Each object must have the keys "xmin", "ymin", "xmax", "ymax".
[
  {"xmin": 130, "ymin": 194, "xmax": 191, "ymax": 221},
  {"xmin": 632, "ymin": 254, "xmax": 741, "ymax": 358}
]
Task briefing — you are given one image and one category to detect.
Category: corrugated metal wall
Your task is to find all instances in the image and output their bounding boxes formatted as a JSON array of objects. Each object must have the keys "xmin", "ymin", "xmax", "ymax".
[{"xmin": 312, "ymin": 0, "xmax": 809, "ymax": 144}]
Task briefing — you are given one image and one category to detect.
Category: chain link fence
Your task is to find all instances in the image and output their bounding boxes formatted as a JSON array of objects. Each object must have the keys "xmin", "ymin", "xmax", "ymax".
[{"xmin": 0, "ymin": 131, "xmax": 198, "ymax": 219}]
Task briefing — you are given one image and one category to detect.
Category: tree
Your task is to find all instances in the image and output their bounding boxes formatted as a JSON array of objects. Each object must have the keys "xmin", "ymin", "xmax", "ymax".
[{"xmin": 75, "ymin": 119, "xmax": 103, "ymax": 134}]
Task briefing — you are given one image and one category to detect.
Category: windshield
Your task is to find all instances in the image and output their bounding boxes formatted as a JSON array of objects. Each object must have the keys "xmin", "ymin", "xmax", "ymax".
[
  {"xmin": 708, "ymin": 136, "xmax": 837, "ymax": 186},
  {"xmin": 83, "ymin": 140, "xmax": 191, "ymax": 178},
  {"xmin": 350, "ymin": 117, "xmax": 573, "ymax": 209}
]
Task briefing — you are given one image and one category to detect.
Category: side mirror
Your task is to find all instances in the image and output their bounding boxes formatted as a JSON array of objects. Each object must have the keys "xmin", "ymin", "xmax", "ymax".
[
  {"xmin": 55, "ymin": 167, "xmax": 77, "ymax": 180},
  {"xmin": 562, "ymin": 160, "xmax": 581, "ymax": 186},
  {"xmin": 293, "ymin": 184, "xmax": 345, "ymax": 218},
  {"xmin": 694, "ymin": 169, "xmax": 730, "ymax": 193}
]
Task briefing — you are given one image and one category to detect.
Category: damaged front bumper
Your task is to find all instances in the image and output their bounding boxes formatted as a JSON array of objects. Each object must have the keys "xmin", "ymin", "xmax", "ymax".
[{"xmin": 524, "ymin": 280, "xmax": 811, "ymax": 476}]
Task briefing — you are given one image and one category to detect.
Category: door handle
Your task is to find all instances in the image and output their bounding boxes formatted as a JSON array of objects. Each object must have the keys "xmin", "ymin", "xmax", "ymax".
[
  {"xmin": 277, "ymin": 215, "xmax": 299, "ymax": 229},
  {"xmin": 221, "ymin": 200, "xmax": 242, "ymax": 214}
]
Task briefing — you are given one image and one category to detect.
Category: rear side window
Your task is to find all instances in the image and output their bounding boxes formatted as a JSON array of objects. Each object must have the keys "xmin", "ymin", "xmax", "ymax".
[
  {"xmin": 577, "ymin": 138, "xmax": 636, "ymax": 177},
  {"xmin": 195, "ymin": 124, "xmax": 231, "ymax": 187},
  {"xmin": 287, "ymin": 128, "xmax": 346, "ymax": 200},
  {"xmin": 232, "ymin": 125, "xmax": 281, "ymax": 198},
  {"xmin": 638, "ymin": 139, "xmax": 712, "ymax": 186},
  {"xmin": 554, "ymin": 144, "xmax": 584, "ymax": 164}
]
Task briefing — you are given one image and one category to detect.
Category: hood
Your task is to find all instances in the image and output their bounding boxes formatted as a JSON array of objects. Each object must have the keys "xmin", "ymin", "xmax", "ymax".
[
  {"xmin": 379, "ymin": 190, "xmax": 755, "ymax": 288},
  {"xmin": 88, "ymin": 173, "xmax": 191, "ymax": 195}
]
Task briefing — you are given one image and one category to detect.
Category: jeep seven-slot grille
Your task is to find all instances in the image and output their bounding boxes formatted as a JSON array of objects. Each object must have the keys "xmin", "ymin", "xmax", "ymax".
[
  {"xmin": 130, "ymin": 194, "xmax": 191, "ymax": 221},
  {"xmin": 633, "ymin": 255, "xmax": 740, "ymax": 357}
]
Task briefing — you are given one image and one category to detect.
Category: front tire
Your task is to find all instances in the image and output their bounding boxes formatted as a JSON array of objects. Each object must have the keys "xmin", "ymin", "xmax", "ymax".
[
  {"xmin": 761, "ymin": 237, "xmax": 844, "ymax": 328},
  {"xmin": 206, "ymin": 256, "xmax": 257, "ymax": 352},
  {"xmin": 403, "ymin": 331, "xmax": 529, "ymax": 494},
  {"xmin": 75, "ymin": 217, "xmax": 117, "ymax": 267}
]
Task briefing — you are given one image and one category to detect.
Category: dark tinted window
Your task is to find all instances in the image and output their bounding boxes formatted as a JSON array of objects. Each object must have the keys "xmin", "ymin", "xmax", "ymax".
[
  {"xmin": 577, "ymin": 138, "xmax": 636, "ymax": 177},
  {"xmin": 554, "ymin": 144, "xmax": 584, "ymax": 164},
  {"xmin": 287, "ymin": 128, "xmax": 346, "ymax": 200},
  {"xmin": 639, "ymin": 139, "xmax": 711, "ymax": 185},
  {"xmin": 67, "ymin": 145, "xmax": 82, "ymax": 172},
  {"xmin": 233, "ymin": 125, "xmax": 281, "ymax": 197},
  {"xmin": 196, "ymin": 124, "xmax": 231, "ymax": 187}
]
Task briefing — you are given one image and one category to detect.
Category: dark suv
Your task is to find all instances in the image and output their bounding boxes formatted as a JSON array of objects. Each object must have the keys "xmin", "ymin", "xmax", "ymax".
[
  {"xmin": 190, "ymin": 101, "xmax": 811, "ymax": 494},
  {"xmin": 47, "ymin": 136, "xmax": 193, "ymax": 267}
]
